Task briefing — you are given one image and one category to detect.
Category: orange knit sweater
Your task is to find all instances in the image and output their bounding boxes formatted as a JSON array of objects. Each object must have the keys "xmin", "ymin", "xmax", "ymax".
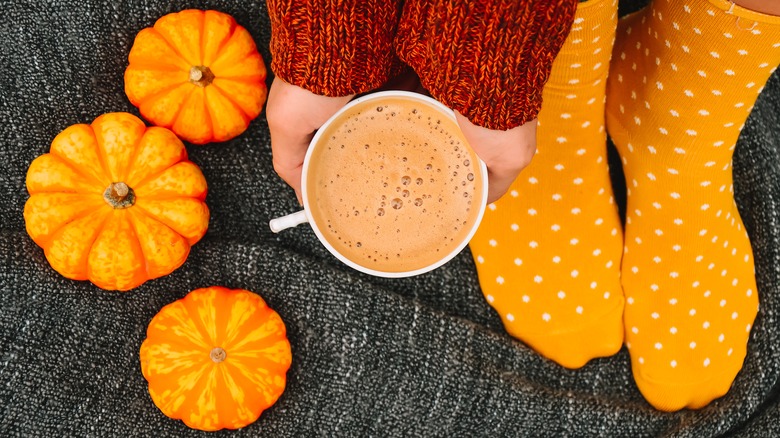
[{"xmin": 267, "ymin": 0, "xmax": 577, "ymax": 130}]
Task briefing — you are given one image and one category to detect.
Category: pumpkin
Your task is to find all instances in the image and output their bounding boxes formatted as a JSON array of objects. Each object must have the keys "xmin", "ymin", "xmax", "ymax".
[
  {"xmin": 24, "ymin": 112, "xmax": 209, "ymax": 291},
  {"xmin": 140, "ymin": 286, "xmax": 292, "ymax": 431},
  {"xmin": 124, "ymin": 9, "xmax": 267, "ymax": 144}
]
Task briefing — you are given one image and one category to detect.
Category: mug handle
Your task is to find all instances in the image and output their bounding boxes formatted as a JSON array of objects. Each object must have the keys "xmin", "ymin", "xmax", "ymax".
[{"xmin": 269, "ymin": 210, "xmax": 309, "ymax": 233}]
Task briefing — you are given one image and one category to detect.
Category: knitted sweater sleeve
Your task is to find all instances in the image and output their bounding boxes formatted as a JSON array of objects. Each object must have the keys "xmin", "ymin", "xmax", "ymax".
[
  {"xmin": 266, "ymin": 0, "xmax": 404, "ymax": 97},
  {"xmin": 396, "ymin": 0, "xmax": 578, "ymax": 131}
]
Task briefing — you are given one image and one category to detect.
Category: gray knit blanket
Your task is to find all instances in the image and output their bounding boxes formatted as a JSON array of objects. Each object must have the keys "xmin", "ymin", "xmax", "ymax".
[{"xmin": 2, "ymin": 1, "xmax": 779, "ymax": 436}]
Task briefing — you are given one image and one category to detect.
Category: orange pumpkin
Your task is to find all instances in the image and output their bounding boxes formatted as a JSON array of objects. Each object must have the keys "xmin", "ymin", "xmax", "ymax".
[
  {"xmin": 140, "ymin": 286, "xmax": 292, "ymax": 431},
  {"xmin": 124, "ymin": 9, "xmax": 268, "ymax": 144},
  {"xmin": 24, "ymin": 112, "xmax": 209, "ymax": 291}
]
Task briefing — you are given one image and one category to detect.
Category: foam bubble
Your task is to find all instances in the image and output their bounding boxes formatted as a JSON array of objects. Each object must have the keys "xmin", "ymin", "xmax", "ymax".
[{"xmin": 311, "ymin": 96, "xmax": 482, "ymax": 272}]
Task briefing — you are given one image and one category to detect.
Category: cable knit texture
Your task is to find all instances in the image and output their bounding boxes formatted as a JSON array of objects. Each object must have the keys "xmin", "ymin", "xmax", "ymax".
[
  {"xmin": 396, "ymin": 0, "xmax": 578, "ymax": 130},
  {"xmin": 267, "ymin": 0, "xmax": 404, "ymax": 97}
]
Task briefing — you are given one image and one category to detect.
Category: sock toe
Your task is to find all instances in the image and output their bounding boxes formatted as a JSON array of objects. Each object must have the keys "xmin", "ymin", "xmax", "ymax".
[{"xmin": 470, "ymin": 0, "xmax": 623, "ymax": 370}]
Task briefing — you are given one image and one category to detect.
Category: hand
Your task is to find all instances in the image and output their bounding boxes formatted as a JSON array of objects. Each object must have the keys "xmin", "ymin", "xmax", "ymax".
[
  {"xmin": 266, "ymin": 77, "xmax": 353, "ymax": 203},
  {"xmin": 455, "ymin": 112, "xmax": 537, "ymax": 204}
]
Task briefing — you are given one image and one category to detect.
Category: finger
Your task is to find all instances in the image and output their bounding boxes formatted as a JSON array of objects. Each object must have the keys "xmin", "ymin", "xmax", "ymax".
[
  {"xmin": 266, "ymin": 79, "xmax": 315, "ymax": 194},
  {"xmin": 266, "ymin": 78, "xmax": 353, "ymax": 196},
  {"xmin": 268, "ymin": 126, "xmax": 311, "ymax": 196},
  {"xmin": 455, "ymin": 112, "xmax": 537, "ymax": 203},
  {"xmin": 485, "ymin": 167, "xmax": 522, "ymax": 204}
]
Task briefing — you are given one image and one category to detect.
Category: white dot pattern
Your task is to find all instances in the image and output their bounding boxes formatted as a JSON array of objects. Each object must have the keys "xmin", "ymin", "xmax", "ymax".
[
  {"xmin": 470, "ymin": 0, "xmax": 623, "ymax": 372},
  {"xmin": 604, "ymin": 0, "xmax": 771, "ymax": 409}
]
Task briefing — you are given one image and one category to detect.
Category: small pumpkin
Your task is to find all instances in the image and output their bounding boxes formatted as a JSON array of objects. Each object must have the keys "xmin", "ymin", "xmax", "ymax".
[
  {"xmin": 124, "ymin": 9, "xmax": 267, "ymax": 144},
  {"xmin": 24, "ymin": 112, "xmax": 209, "ymax": 291},
  {"xmin": 140, "ymin": 286, "xmax": 292, "ymax": 431}
]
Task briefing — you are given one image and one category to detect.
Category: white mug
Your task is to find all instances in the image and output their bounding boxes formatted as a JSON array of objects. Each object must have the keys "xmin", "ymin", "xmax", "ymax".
[{"xmin": 269, "ymin": 90, "xmax": 489, "ymax": 278}]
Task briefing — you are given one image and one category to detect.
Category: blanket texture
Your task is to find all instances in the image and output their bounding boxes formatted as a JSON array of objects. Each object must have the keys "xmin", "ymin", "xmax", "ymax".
[{"xmin": 1, "ymin": 0, "xmax": 779, "ymax": 436}]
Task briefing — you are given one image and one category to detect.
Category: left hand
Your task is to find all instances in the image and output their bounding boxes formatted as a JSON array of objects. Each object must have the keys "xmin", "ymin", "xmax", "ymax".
[{"xmin": 265, "ymin": 77, "xmax": 354, "ymax": 204}]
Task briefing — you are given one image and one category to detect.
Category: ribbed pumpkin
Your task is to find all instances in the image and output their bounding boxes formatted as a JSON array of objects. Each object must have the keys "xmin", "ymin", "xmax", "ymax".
[
  {"xmin": 24, "ymin": 112, "xmax": 209, "ymax": 291},
  {"xmin": 140, "ymin": 286, "xmax": 292, "ymax": 431},
  {"xmin": 124, "ymin": 9, "xmax": 267, "ymax": 144}
]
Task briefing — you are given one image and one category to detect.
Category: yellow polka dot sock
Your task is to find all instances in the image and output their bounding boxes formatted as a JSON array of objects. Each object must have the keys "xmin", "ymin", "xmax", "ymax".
[
  {"xmin": 605, "ymin": 0, "xmax": 780, "ymax": 411},
  {"xmin": 470, "ymin": 0, "xmax": 624, "ymax": 369}
]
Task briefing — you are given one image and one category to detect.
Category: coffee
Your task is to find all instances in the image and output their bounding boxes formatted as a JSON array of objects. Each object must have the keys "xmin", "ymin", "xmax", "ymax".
[{"xmin": 305, "ymin": 95, "xmax": 485, "ymax": 273}]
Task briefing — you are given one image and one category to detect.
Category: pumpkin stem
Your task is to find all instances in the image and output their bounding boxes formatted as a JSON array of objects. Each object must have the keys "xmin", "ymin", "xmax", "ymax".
[
  {"xmin": 189, "ymin": 66, "xmax": 215, "ymax": 87},
  {"xmin": 103, "ymin": 182, "xmax": 136, "ymax": 209},
  {"xmin": 210, "ymin": 347, "xmax": 227, "ymax": 363}
]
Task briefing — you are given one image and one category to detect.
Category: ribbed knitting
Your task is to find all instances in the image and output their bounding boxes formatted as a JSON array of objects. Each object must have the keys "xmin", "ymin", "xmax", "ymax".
[
  {"xmin": 267, "ymin": 0, "xmax": 405, "ymax": 97},
  {"xmin": 267, "ymin": 0, "xmax": 578, "ymax": 130},
  {"xmin": 396, "ymin": 0, "xmax": 578, "ymax": 130}
]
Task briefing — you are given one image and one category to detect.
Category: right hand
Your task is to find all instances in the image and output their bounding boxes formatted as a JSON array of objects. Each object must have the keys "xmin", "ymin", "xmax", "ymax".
[
  {"xmin": 454, "ymin": 112, "xmax": 537, "ymax": 204},
  {"xmin": 266, "ymin": 77, "xmax": 353, "ymax": 203}
]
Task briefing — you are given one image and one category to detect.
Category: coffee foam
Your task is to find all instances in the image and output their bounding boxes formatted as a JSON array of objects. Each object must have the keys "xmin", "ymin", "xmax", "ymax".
[{"xmin": 306, "ymin": 96, "xmax": 484, "ymax": 273}]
